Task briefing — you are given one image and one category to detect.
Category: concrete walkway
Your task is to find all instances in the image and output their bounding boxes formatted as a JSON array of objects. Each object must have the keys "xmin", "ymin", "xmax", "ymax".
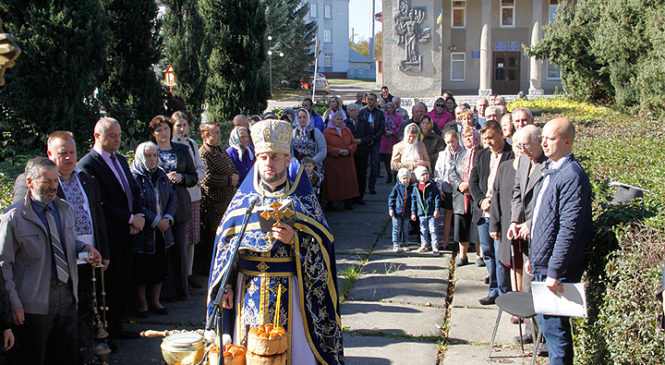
[{"xmin": 106, "ymin": 175, "xmax": 545, "ymax": 364}]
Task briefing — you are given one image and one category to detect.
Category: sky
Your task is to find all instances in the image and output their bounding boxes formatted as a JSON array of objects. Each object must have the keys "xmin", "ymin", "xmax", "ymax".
[{"xmin": 349, "ymin": 0, "xmax": 383, "ymax": 42}]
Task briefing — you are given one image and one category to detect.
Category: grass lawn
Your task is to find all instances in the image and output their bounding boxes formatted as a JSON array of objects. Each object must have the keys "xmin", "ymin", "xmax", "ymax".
[{"xmin": 327, "ymin": 78, "xmax": 375, "ymax": 85}]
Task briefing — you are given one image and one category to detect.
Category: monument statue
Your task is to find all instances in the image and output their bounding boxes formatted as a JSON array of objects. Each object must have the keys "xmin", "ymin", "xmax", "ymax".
[
  {"xmin": 394, "ymin": 0, "xmax": 430, "ymax": 72},
  {"xmin": 0, "ymin": 18, "xmax": 21, "ymax": 86}
]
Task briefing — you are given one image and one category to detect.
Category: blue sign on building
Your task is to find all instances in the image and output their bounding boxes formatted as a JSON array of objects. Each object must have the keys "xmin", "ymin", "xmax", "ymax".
[
  {"xmin": 471, "ymin": 51, "xmax": 480, "ymax": 59},
  {"xmin": 495, "ymin": 42, "xmax": 506, "ymax": 51},
  {"xmin": 508, "ymin": 41, "xmax": 519, "ymax": 51}
]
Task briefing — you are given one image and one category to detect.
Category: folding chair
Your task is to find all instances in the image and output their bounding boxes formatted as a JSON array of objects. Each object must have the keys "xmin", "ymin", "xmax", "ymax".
[{"xmin": 487, "ymin": 291, "xmax": 543, "ymax": 365}]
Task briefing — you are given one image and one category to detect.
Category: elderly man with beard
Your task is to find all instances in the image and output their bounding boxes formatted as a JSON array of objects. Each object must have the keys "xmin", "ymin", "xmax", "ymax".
[
  {"xmin": 1, "ymin": 157, "xmax": 101, "ymax": 365},
  {"xmin": 208, "ymin": 119, "xmax": 344, "ymax": 364}
]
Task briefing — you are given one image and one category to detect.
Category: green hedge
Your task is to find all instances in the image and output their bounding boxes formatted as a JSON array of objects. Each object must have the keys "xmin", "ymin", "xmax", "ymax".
[{"xmin": 509, "ymin": 97, "xmax": 665, "ymax": 364}]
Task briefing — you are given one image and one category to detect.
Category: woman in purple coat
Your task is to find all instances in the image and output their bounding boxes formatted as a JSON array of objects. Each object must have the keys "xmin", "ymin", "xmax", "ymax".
[{"xmin": 226, "ymin": 126, "xmax": 255, "ymax": 184}]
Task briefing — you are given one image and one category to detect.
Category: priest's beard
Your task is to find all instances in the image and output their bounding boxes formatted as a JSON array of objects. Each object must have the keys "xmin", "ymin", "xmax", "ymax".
[{"xmin": 259, "ymin": 168, "xmax": 287, "ymax": 186}]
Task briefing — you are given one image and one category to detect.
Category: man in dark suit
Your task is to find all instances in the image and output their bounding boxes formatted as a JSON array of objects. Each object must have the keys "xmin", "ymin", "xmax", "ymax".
[
  {"xmin": 358, "ymin": 92, "xmax": 385, "ymax": 194},
  {"xmin": 469, "ymin": 120, "xmax": 514, "ymax": 305},
  {"xmin": 1, "ymin": 157, "xmax": 101, "ymax": 365},
  {"xmin": 79, "ymin": 117, "xmax": 145, "ymax": 341},
  {"xmin": 12, "ymin": 131, "xmax": 111, "ymax": 361},
  {"xmin": 345, "ymin": 103, "xmax": 373, "ymax": 205},
  {"xmin": 528, "ymin": 118, "xmax": 591, "ymax": 364}
]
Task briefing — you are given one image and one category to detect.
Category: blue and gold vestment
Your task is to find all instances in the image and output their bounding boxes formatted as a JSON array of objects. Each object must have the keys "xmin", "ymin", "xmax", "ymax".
[{"xmin": 207, "ymin": 162, "xmax": 344, "ymax": 365}]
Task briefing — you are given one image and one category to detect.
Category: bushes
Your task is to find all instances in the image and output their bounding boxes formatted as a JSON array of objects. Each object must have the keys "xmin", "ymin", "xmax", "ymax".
[
  {"xmin": 507, "ymin": 97, "xmax": 665, "ymax": 364},
  {"xmin": 529, "ymin": 0, "xmax": 665, "ymax": 117}
]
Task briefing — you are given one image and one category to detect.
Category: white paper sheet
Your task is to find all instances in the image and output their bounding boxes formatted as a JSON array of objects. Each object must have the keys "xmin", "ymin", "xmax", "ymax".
[{"xmin": 531, "ymin": 282, "xmax": 588, "ymax": 317}]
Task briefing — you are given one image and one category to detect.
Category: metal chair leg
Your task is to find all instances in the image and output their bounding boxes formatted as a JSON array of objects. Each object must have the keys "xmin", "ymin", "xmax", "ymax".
[
  {"xmin": 517, "ymin": 316, "xmax": 525, "ymax": 354},
  {"xmin": 530, "ymin": 325, "xmax": 544, "ymax": 365},
  {"xmin": 488, "ymin": 308, "xmax": 503, "ymax": 358}
]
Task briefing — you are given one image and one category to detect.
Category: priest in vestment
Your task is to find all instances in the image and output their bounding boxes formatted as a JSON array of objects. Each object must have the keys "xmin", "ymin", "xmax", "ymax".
[{"xmin": 207, "ymin": 119, "xmax": 344, "ymax": 364}]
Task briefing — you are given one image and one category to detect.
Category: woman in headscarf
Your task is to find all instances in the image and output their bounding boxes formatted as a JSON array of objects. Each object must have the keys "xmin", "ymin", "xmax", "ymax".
[
  {"xmin": 434, "ymin": 129, "xmax": 464, "ymax": 251},
  {"xmin": 390, "ymin": 123, "xmax": 431, "ymax": 183},
  {"xmin": 171, "ymin": 111, "xmax": 206, "ymax": 289},
  {"xmin": 448, "ymin": 126, "xmax": 482, "ymax": 267},
  {"xmin": 130, "ymin": 142, "xmax": 177, "ymax": 317},
  {"xmin": 226, "ymin": 126, "xmax": 255, "ymax": 184},
  {"xmin": 322, "ymin": 96, "xmax": 347, "ymax": 126},
  {"xmin": 427, "ymin": 97, "xmax": 453, "ymax": 130},
  {"xmin": 380, "ymin": 101, "xmax": 403, "ymax": 183},
  {"xmin": 291, "ymin": 108, "xmax": 327, "ymax": 171},
  {"xmin": 420, "ymin": 115, "xmax": 446, "ymax": 168},
  {"xmin": 321, "ymin": 111, "xmax": 359, "ymax": 211}
]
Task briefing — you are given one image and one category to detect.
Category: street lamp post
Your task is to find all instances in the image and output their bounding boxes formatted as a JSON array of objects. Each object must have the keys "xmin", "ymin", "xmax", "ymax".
[
  {"xmin": 268, "ymin": 35, "xmax": 273, "ymax": 97},
  {"xmin": 267, "ymin": 35, "xmax": 284, "ymax": 98}
]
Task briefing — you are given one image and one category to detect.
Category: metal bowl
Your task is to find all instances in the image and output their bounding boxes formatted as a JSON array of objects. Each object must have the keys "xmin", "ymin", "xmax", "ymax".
[{"xmin": 160, "ymin": 332, "xmax": 206, "ymax": 365}]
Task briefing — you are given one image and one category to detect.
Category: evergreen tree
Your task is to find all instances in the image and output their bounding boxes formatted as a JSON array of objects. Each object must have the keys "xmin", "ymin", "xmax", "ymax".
[
  {"xmin": 0, "ymin": 0, "xmax": 107, "ymax": 150},
  {"xmin": 98, "ymin": 0, "xmax": 163, "ymax": 145},
  {"xmin": 262, "ymin": 0, "xmax": 317, "ymax": 88},
  {"xmin": 200, "ymin": 0, "xmax": 270, "ymax": 122},
  {"xmin": 163, "ymin": 0, "xmax": 209, "ymax": 126}
]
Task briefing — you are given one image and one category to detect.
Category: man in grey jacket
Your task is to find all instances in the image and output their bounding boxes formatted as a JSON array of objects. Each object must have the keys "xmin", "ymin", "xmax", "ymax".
[{"xmin": 0, "ymin": 157, "xmax": 101, "ymax": 365}]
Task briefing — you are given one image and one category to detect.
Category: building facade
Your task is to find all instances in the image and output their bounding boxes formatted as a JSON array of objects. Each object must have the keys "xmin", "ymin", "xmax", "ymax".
[
  {"xmin": 305, "ymin": 0, "xmax": 350, "ymax": 77},
  {"xmin": 379, "ymin": 0, "xmax": 562, "ymax": 97}
]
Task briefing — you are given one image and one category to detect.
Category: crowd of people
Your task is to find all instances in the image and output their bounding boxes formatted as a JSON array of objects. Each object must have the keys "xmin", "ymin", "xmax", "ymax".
[
  {"xmin": 0, "ymin": 85, "xmax": 591, "ymax": 365},
  {"xmin": 283, "ymin": 87, "xmax": 589, "ymax": 365}
]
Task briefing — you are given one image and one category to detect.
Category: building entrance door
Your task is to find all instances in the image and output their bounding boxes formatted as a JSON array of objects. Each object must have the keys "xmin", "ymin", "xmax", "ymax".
[{"xmin": 493, "ymin": 52, "xmax": 520, "ymax": 94}]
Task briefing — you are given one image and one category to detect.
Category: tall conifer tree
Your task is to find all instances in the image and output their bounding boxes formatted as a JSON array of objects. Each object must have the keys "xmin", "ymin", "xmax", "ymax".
[
  {"xmin": 262, "ymin": 0, "xmax": 317, "ymax": 88},
  {"xmin": 200, "ymin": 0, "xmax": 269, "ymax": 123},
  {"xmin": 0, "ymin": 0, "xmax": 107, "ymax": 149},
  {"xmin": 163, "ymin": 0, "xmax": 209, "ymax": 126},
  {"xmin": 98, "ymin": 0, "xmax": 163, "ymax": 144}
]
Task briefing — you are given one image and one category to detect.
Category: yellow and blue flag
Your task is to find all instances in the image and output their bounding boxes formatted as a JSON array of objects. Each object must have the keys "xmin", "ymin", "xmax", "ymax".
[{"xmin": 437, "ymin": 9, "xmax": 444, "ymax": 24}]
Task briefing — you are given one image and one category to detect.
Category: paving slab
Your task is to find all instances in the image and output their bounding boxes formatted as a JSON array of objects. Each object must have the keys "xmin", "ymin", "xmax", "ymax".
[
  {"xmin": 372, "ymin": 237, "xmax": 453, "ymax": 256},
  {"xmin": 326, "ymin": 211, "xmax": 388, "ymax": 228},
  {"xmin": 455, "ymin": 253, "xmax": 492, "ymax": 281},
  {"xmin": 335, "ymin": 232, "xmax": 380, "ymax": 253},
  {"xmin": 341, "ymin": 301, "xmax": 444, "ymax": 337},
  {"xmin": 336, "ymin": 254, "xmax": 365, "ymax": 275},
  {"xmin": 362, "ymin": 256, "xmax": 451, "ymax": 280},
  {"xmin": 348, "ymin": 274, "xmax": 448, "ymax": 307},
  {"xmin": 443, "ymin": 344, "xmax": 527, "ymax": 365},
  {"xmin": 452, "ymin": 280, "xmax": 494, "ymax": 309},
  {"xmin": 449, "ymin": 307, "xmax": 525, "ymax": 346},
  {"xmin": 107, "ymin": 289, "xmax": 207, "ymax": 364},
  {"xmin": 343, "ymin": 333, "xmax": 440, "ymax": 365}
]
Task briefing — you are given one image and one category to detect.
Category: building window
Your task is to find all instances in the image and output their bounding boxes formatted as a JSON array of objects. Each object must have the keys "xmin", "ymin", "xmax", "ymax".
[
  {"xmin": 500, "ymin": 0, "xmax": 515, "ymax": 27},
  {"xmin": 324, "ymin": 53, "xmax": 332, "ymax": 67},
  {"xmin": 546, "ymin": 60, "xmax": 561, "ymax": 80},
  {"xmin": 323, "ymin": 29, "xmax": 332, "ymax": 43},
  {"xmin": 549, "ymin": 0, "xmax": 559, "ymax": 24},
  {"xmin": 310, "ymin": 3, "xmax": 317, "ymax": 18},
  {"xmin": 450, "ymin": 52, "xmax": 465, "ymax": 81},
  {"xmin": 451, "ymin": 1, "xmax": 466, "ymax": 28},
  {"xmin": 324, "ymin": 4, "xmax": 332, "ymax": 19}
]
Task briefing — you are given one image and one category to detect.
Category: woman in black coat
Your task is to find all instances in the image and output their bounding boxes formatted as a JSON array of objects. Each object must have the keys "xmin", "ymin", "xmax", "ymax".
[
  {"xmin": 131, "ymin": 142, "xmax": 178, "ymax": 316},
  {"xmin": 149, "ymin": 115, "xmax": 198, "ymax": 300}
]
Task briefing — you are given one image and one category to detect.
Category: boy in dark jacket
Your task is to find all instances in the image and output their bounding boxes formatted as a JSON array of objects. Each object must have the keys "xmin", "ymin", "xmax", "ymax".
[
  {"xmin": 388, "ymin": 168, "xmax": 414, "ymax": 252},
  {"xmin": 411, "ymin": 166, "xmax": 442, "ymax": 256}
]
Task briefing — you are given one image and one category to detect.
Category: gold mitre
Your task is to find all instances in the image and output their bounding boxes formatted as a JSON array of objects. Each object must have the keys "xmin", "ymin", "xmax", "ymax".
[{"xmin": 251, "ymin": 119, "xmax": 292, "ymax": 155}]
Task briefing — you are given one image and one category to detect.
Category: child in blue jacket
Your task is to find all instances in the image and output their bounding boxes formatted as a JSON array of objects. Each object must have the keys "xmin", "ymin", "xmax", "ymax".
[
  {"xmin": 388, "ymin": 168, "xmax": 414, "ymax": 252},
  {"xmin": 411, "ymin": 166, "xmax": 442, "ymax": 256}
]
